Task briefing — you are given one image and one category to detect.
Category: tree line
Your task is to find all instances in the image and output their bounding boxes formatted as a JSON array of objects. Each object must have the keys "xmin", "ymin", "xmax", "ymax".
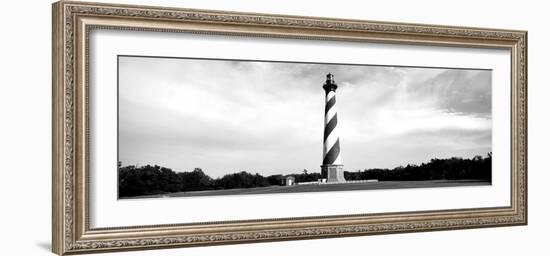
[
  {"xmin": 118, "ymin": 166, "xmax": 321, "ymax": 197},
  {"xmin": 344, "ymin": 153, "xmax": 491, "ymax": 182},
  {"xmin": 119, "ymin": 153, "xmax": 491, "ymax": 197}
]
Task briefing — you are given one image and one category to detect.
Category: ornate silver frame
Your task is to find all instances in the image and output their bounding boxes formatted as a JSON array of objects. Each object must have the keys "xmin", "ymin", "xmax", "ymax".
[{"xmin": 52, "ymin": 1, "xmax": 527, "ymax": 255}]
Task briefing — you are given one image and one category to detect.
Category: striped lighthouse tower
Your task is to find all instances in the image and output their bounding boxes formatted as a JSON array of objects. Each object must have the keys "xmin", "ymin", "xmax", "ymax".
[{"xmin": 322, "ymin": 73, "xmax": 346, "ymax": 183}]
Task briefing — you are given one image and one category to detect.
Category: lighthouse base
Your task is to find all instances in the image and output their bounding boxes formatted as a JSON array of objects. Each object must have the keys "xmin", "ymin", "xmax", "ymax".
[{"xmin": 322, "ymin": 164, "xmax": 346, "ymax": 183}]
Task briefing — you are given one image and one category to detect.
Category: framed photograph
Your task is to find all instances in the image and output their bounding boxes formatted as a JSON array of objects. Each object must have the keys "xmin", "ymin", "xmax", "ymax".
[{"xmin": 52, "ymin": 1, "xmax": 527, "ymax": 255}]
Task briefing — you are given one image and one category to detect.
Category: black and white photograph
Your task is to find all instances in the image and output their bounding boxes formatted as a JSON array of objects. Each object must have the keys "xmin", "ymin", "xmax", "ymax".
[{"xmin": 117, "ymin": 56, "xmax": 492, "ymax": 199}]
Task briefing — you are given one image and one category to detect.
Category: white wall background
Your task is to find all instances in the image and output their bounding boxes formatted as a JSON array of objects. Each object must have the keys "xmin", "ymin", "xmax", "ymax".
[{"xmin": 0, "ymin": 0, "xmax": 547, "ymax": 255}]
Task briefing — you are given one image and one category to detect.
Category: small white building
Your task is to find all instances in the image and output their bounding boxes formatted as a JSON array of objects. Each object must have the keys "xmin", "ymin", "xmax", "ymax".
[{"xmin": 284, "ymin": 176, "xmax": 295, "ymax": 186}]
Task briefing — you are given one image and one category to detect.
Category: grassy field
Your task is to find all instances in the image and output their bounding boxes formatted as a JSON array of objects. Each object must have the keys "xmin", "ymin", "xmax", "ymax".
[{"xmin": 122, "ymin": 179, "xmax": 490, "ymax": 199}]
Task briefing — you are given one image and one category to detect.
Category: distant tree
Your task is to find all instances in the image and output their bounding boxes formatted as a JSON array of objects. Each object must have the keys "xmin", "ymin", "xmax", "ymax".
[
  {"xmin": 266, "ymin": 174, "xmax": 284, "ymax": 186},
  {"xmin": 178, "ymin": 168, "xmax": 213, "ymax": 191},
  {"xmin": 295, "ymin": 171, "xmax": 322, "ymax": 183},
  {"xmin": 216, "ymin": 171, "xmax": 270, "ymax": 189}
]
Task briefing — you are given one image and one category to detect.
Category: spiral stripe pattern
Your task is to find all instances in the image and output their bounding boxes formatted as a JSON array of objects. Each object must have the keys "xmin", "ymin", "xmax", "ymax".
[{"xmin": 323, "ymin": 84, "xmax": 342, "ymax": 165}]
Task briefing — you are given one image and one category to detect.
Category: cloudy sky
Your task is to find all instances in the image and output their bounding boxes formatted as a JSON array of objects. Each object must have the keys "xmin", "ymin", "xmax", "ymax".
[{"xmin": 118, "ymin": 56, "xmax": 492, "ymax": 178}]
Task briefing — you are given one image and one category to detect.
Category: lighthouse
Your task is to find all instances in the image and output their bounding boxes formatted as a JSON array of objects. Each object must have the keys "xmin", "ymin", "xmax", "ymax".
[{"xmin": 322, "ymin": 73, "xmax": 346, "ymax": 183}]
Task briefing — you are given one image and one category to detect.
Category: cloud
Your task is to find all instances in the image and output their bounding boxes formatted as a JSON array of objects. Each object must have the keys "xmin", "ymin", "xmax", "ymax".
[
  {"xmin": 118, "ymin": 56, "xmax": 492, "ymax": 177},
  {"xmin": 405, "ymin": 69, "xmax": 492, "ymax": 116}
]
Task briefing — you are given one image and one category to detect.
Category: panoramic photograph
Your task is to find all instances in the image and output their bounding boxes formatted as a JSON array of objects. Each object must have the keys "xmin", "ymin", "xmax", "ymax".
[{"xmin": 117, "ymin": 55, "xmax": 492, "ymax": 199}]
